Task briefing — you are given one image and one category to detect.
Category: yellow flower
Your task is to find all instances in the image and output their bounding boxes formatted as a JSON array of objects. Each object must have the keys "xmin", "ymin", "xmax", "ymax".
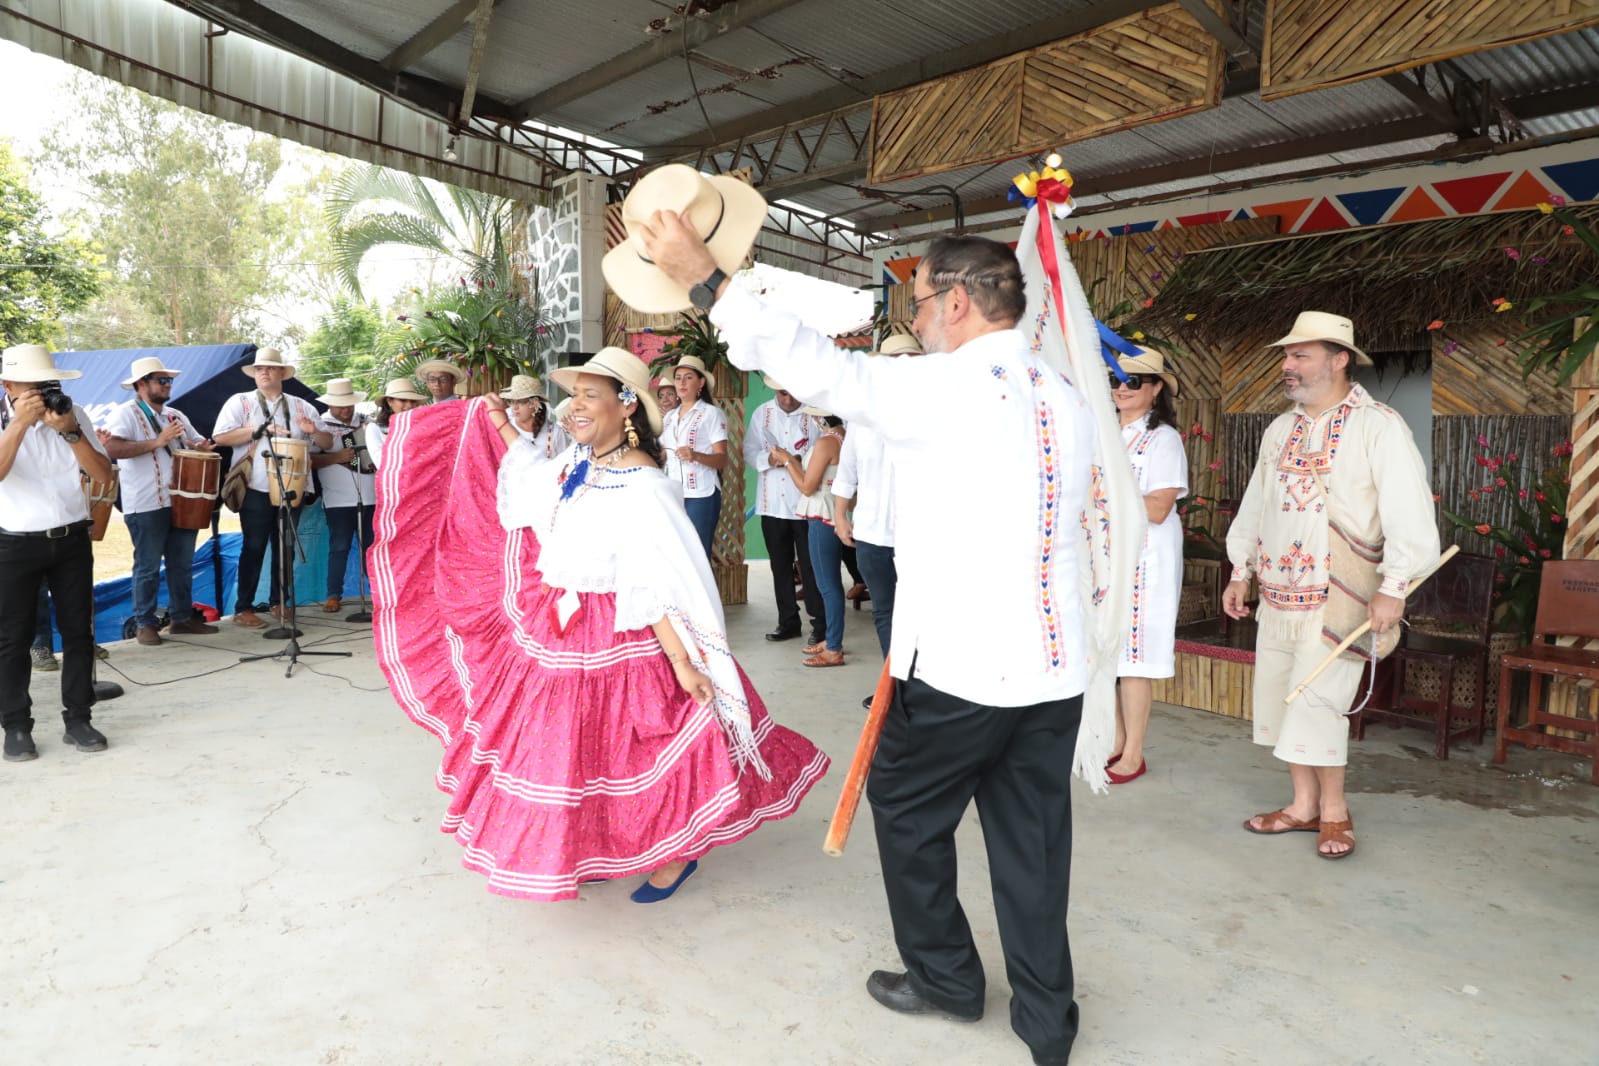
[
  {"xmin": 1495, "ymin": 301, "xmax": 1514, "ymax": 313},
  {"xmin": 1537, "ymin": 202, "xmax": 1554, "ymax": 214},
  {"xmin": 1131, "ymin": 331, "xmax": 1145, "ymax": 340},
  {"xmin": 1184, "ymin": 313, "xmax": 1198, "ymax": 321}
]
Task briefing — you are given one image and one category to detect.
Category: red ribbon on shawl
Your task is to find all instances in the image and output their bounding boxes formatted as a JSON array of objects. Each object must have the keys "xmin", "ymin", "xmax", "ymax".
[{"xmin": 1032, "ymin": 179, "xmax": 1073, "ymax": 347}]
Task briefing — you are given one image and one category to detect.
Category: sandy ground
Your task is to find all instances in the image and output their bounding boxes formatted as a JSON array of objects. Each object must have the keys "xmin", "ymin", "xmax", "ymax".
[{"xmin": 4, "ymin": 567, "xmax": 1597, "ymax": 1066}]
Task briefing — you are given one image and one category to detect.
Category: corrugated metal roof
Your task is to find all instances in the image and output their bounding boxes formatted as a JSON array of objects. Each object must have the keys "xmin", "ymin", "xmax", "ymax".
[{"xmin": 1449, "ymin": 27, "xmax": 1599, "ymax": 94}]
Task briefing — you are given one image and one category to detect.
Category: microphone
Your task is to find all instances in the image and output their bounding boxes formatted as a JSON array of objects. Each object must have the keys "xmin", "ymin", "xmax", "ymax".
[{"xmin": 252, "ymin": 421, "xmax": 275, "ymax": 441}]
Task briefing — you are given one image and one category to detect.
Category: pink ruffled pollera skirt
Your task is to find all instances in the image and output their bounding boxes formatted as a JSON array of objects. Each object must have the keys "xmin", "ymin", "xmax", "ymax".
[{"xmin": 369, "ymin": 401, "xmax": 829, "ymax": 900}]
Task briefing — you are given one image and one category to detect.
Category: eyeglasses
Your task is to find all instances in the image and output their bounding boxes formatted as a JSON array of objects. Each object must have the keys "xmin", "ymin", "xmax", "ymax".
[
  {"xmin": 425, "ymin": 374, "xmax": 455, "ymax": 384},
  {"xmin": 1109, "ymin": 373, "xmax": 1152, "ymax": 390},
  {"xmin": 908, "ymin": 287, "xmax": 952, "ymax": 318},
  {"xmin": 145, "ymin": 376, "xmax": 175, "ymax": 385}
]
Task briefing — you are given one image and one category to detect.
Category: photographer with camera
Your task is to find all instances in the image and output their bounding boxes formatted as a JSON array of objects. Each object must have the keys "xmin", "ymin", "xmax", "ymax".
[{"xmin": 1, "ymin": 344, "xmax": 115, "ymax": 763}]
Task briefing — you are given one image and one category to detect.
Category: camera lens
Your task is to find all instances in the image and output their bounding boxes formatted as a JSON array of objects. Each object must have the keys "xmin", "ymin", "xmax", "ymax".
[{"xmin": 39, "ymin": 383, "xmax": 72, "ymax": 415}]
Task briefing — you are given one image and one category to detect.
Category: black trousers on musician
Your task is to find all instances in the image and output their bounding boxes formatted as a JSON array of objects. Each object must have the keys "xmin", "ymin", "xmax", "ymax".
[
  {"xmin": 235, "ymin": 489, "xmax": 302, "ymax": 614},
  {"xmin": 0, "ymin": 526, "xmax": 97, "ymax": 733},
  {"xmin": 867, "ymin": 674, "xmax": 1083, "ymax": 1065},
  {"xmin": 761, "ymin": 515, "xmax": 823, "ymax": 641}
]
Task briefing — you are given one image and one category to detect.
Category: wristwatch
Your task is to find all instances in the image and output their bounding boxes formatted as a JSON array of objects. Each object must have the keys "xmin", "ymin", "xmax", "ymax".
[
  {"xmin": 689, "ymin": 267, "xmax": 728, "ymax": 310},
  {"xmin": 59, "ymin": 429, "xmax": 82, "ymax": 444}
]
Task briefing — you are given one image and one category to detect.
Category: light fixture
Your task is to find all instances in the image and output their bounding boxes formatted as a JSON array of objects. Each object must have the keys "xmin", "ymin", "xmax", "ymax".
[{"xmin": 443, "ymin": 135, "xmax": 459, "ymax": 162}]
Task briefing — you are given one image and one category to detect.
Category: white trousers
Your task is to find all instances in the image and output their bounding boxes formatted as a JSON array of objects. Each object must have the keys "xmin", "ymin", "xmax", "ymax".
[{"xmin": 1251, "ymin": 634, "xmax": 1365, "ymax": 767}]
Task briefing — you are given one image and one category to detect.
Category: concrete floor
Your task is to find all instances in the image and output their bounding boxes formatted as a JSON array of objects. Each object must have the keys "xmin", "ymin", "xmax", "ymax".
[{"xmin": 5, "ymin": 568, "xmax": 1597, "ymax": 1066}]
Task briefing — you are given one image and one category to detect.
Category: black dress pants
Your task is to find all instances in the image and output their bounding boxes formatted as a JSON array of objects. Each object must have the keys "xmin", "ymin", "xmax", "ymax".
[
  {"xmin": 0, "ymin": 527, "xmax": 96, "ymax": 732},
  {"xmin": 236, "ymin": 488, "xmax": 302, "ymax": 613},
  {"xmin": 868, "ymin": 675, "xmax": 1083, "ymax": 1064},
  {"xmin": 761, "ymin": 514, "xmax": 823, "ymax": 640}
]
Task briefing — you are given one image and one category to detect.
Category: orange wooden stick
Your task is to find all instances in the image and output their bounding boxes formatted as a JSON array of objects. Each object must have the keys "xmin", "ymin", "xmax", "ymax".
[{"xmin": 823, "ymin": 656, "xmax": 895, "ymax": 856}]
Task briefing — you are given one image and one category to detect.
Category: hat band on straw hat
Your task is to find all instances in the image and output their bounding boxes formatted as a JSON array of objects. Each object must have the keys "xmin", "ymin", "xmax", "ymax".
[{"xmin": 634, "ymin": 192, "xmax": 725, "ymax": 265}]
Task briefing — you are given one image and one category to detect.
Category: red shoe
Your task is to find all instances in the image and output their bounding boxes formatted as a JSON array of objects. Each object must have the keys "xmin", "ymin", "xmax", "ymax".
[{"xmin": 1106, "ymin": 759, "xmax": 1146, "ymax": 785}]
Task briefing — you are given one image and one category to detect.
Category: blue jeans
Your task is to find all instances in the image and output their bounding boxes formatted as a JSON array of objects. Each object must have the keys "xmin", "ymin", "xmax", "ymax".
[
  {"xmin": 854, "ymin": 540, "xmax": 897, "ymax": 658},
  {"xmin": 807, "ymin": 518, "xmax": 846, "ymax": 652},
  {"xmin": 684, "ymin": 490, "xmax": 721, "ymax": 559},
  {"xmin": 324, "ymin": 505, "xmax": 375, "ymax": 597},
  {"xmin": 235, "ymin": 489, "xmax": 301, "ymax": 613},
  {"xmin": 125, "ymin": 509, "xmax": 200, "ymax": 627}
]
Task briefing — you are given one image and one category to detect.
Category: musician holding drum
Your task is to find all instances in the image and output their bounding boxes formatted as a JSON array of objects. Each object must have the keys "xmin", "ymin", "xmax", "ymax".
[
  {"xmin": 211, "ymin": 349, "xmax": 333, "ymax": 629},
  {"xmin": 103, "ymin": 357, "xmax": 222, "ymax": 646},
  {"xmin": 309, "ymin": 379, "xmax": 376, "ymax": 613}
]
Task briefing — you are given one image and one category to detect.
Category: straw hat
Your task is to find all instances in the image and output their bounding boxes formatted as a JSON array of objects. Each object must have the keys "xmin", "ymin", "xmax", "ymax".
[
  {"xmin": 120, "ymin": 355, "xmax": 181, "ymax": 389},
  {"xmin": 415, "ymin": 359, "xmax": 466, "ymax": 382},
  {"xmin": 1113, "ymin": 346, "xmax": 1181, "ymax": 398},
  {"xmin": 499, "ymin": 374, "xmax": 545, "ymax": 401},
  {"xmin": 761, "ymin": 374, "xmax": 784, "ymax": 391},
  {"xmin": 601, "ymin": 164, "xmax": 767, "ymax": 314},
  {"xmin": 1269, "ymin": 311, "xmax": 1372, "ymax": 367},
  {"xmin": 550, "ymin": 347, "xmax": 662, "ymax": 434},
  {"xmin": 669, "ymin": 354, "xmax": 715, "ymax": 393},
  {"xmin": 241, "ymin": 347, "xmax": 295, "ymax": 379},
  {"xmin": 317, "ymin": 378, "xmax": 367, "ymax": 406},
  {"xmin": 553, "ymin": 398, "xmax": 572, "ymax": 422},
  {"xmin": 800, "ymin": 405, "xmax": 833, "ymax": 418},
  {"xmin": 877, "ymin": 332, "xmax": 923, "ymax": 356},
  {"xmin": 1, "ymin": 344, "xmax": 80, "ymax": 383},
  {"xmin": 381, "ymin": 379, "xmax": 427, "ymax": 402}
]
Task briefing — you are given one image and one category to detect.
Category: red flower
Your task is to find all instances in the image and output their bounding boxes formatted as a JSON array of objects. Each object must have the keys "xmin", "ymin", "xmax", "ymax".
[
  {"xmin": 1519, "ymin": 489, "xmax": 1529, "ymax": 500},
  {"xmin": 1540, "ymin": 549, "xmax": 1553, "ymax": 559},
  {"xmin": 1496, "ymin": 477, "xmax": 1508, "ymax": 487},
  {"xmin": 1427, "ymin": 319, "xmax": 1445, "ymax": 331},
  {"xmin": 1519, "ymin": 556, "xmax": 1530, "ymax": 565},
  {"xmin": 1554, "ymin": 439, "xmax": 1574, "ymax": 457},
  {"xmin": 1202, "ymin": 432, "xmax": 1213, "ymax": 443},
  {"xmin": 1563, "ymin": 225, "xmax": 1576, "ymax": 236},
  {"xmin": 1494, "ymin": 546, "xmax": 1506, "ymax": 559},
  {"xmin": 1141, "ymin": 297, "xmax": 1154, "ymax": 308},
  {"xmin": 1507, "ymin": 452, "xmax": 1519, "ymax": 462},
  {"xmin": 1474, "ymin": 455, "xmax": 1491, "ymax": 467},
  {"xmin": 1496, "ymin": 574, "xmax": 1507, "ymax": 585},
  {"xmin": 1476, "ymin": 434, "xmax": 1489, "ymax": 447},
  {"xmin": 1207, "ymin": 459, "xmax": 1223, "ymax": 470},
  {"xmin": 1432, "ymin": 493, "xmax": 1441, "ymax": 502},
  {"xmin": 1504, "ymin": 247, "xmax": 1521, "ymax": 260},
  {"xmin": 1535, "ymin": 491, "xmax": 1547, "ymax": 503},
  {"xmin": 1475, "ymin": 524, "xmax": 1493, "ymax": 535},
  {"xmin": 1552, "ymin": 514, "xmax": 1563, "ymax": 524}
]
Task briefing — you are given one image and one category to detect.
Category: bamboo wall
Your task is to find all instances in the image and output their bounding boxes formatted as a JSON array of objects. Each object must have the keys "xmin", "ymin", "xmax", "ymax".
[{"xmin": 1432, "ymin": 321, "xmax": 1568, "ymax": 416}]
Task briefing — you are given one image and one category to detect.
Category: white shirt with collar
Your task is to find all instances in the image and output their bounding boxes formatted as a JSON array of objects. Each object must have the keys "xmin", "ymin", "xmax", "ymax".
[
  {"xmin": 104, "ymin": 399, "xmax": 203, "ymax": 515},
  {"xmin": 316, "ymin": 411, "xmax": 378, "ymax": 509},
  {"xmin": 0, "ymin": 399, "xmax": 111, "ymax": 532},
  {"xmin": 713, "ymin": 283, "xmax": 1096, "ymax": 708},
  {"xmin": 661, "ymin": 399, "xmax": 728, "ymax": 498},
  {"xmin": 517, "ymin": 418, "xmax": 570, "ymax": 462},
  {"xmin": 743, "ymin": 398, "xmax": 814, "ymax": 520},
  {"xmin": 213, "ymin": 390, "xmax": 329, "ymax": 494},
  {"xmin": 832, "ymin": 421, "xmax": 896, "ymax": 547}
]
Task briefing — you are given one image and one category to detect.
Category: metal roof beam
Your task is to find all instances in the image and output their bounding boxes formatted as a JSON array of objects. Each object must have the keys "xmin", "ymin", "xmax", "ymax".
[
  {"xmin": 512, "ymin": 0, "xmax": 809, "ymax": 122},
  {"xmin": 171, "ymin": 0, "xmax": 517, "ymax": 121},
  {"xmin": 383, "ymin": 0, "xmax": 501, "ymax": 73},
  {"xmin": 1176, "ymin": 0, "xmax": 1256, "ymax": 67},
  {"xmin": 457, "ymin": 0, "xmax": 497, "ymax": 126},
  {"xmin": 650, "ymin": 0, "xmax": 1169, "ymax": 154}
]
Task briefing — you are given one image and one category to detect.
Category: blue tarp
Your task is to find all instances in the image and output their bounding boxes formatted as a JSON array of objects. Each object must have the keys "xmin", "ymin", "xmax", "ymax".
[{"xmin": 55, "ymin": 342, "xmax": 321, "ymax": 436}]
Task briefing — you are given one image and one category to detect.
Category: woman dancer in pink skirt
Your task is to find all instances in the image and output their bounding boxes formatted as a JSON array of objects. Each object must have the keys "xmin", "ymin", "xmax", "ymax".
[{"xmin": 370, "ymin": 348, "xmax": 830, "ymax": 903}]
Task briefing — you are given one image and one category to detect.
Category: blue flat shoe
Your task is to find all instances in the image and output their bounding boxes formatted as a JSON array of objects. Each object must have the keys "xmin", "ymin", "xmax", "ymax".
[{"xmin": 629, "ymin": 860, "xmax": 698, "ymax": 904}]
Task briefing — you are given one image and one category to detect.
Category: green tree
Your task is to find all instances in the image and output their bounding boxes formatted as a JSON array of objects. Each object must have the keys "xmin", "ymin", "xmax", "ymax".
[
  {"xmin": 41, "ymin": 73, "xmax": 303, "ymax": 349},
  {"xmin": 0, "ymin": 139, "xmax": 101, "ymax": 347},
  {"xmin": 296, "ymin": 294, "xmax": 407, "ymax": 395}
]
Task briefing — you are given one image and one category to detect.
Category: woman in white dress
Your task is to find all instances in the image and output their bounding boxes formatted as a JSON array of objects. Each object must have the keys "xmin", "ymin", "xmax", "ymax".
[
  {"xmin": 366, "ymin": 378, "xmax": 427, "ymax": 471},
  {"xmin": 1108, "ymin": 347, "xmax": 1189, "ymax": 784},
  {"xmin": 659, "ymin": 355, "xmax": 729, "ymax": 558},
  {"xmin": 495, "ymin": 374, "xmax": 569, "ymax": 460}
]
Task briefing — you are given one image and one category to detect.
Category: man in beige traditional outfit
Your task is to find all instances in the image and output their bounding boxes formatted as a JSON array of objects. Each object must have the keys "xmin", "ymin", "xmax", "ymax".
[{"xmin": 1222, "ymin": 312, "xmax": 1439, "ymax": 859}]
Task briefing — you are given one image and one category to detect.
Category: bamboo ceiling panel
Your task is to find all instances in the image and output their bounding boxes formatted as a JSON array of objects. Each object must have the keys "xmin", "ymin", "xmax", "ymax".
[
  {"xmin": 868, "ymin": 2, "xmax": 1225, "ymax": 184},
  {"xmin": 1262, "ymin": 0, "xmax": 1599, "ymax": 100}
]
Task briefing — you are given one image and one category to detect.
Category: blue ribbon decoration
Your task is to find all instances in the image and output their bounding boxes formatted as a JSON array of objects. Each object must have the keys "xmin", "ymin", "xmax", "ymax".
[{"xmin": 1096, "ymin": 319, "xmax": 1142, "ymax": 382}]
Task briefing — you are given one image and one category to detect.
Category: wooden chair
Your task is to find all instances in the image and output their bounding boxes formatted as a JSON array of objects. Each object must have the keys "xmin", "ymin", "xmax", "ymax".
[
  {"xmin": 1354, "ymin": 553, "xmax": 1496, "ymax": 759},
  {"xmin": 1495, "ymin": 559, "xmax": 1599, "ymax": 785}
]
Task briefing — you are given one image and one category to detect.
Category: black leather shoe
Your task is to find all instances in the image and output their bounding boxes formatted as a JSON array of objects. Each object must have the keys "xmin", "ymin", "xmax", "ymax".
[
  {"xmin": 862, "ymin": 695, "xmax": 874, "ymax": 710},
  {"xmin": 866, "ymin": 971, "xmax": 982, "ymax": 1023},
  {"xmin": 4, "ymin": 728, "xmax": 37, "ymax": 762},
  {"xmin": 765, "ymin": 627, "xmax": 802, "ymax": 642},
  {"xmin": 62, "ymin": 721, "xmax": 108, "ymax": 753}
]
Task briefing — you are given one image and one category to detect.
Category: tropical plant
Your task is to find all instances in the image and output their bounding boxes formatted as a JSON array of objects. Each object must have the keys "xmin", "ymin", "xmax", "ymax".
[
  {"xmin": 1440, "ymin": 438, "xmax": 1572, "ymax": 640},
  {"xmin": 0, "ymin": 140, "xmax": 101, "ymax": 346},
  {"xmin": 325, "ymin": 163, "xmax": 515, "ymax": 298},
  {"xmin": 389, "ymin": 276, "xmax": 552, "ymax": 383},
  {"xmin": 646, "ymin": 311, "xmax": 729, "ymax": 383},
  {"xmin": 1515, "ymin": 205, "xmax": 1599, "ymax": 385}
]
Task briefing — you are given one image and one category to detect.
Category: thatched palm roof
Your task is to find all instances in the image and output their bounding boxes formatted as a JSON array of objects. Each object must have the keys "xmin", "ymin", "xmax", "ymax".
[{"xmin": 1137, "ymin": 205, "xmax": 1599, "ymax": 356}]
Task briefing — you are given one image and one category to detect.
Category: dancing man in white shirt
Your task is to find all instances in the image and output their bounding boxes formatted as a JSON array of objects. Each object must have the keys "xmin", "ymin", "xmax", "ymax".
[
  {"xmin": 211, "ymin": 349, "xmax": 333, "ymax": 628},
  {"xmin": 102, "ymin": 356, "xmax": 221, "ymax": 645},
  {"xmin": 639, "ymin": 210, "xmax": 1095, "ymax": 1066},
  {"xmin": 0, "ymin": 344, "xmax": 117, "ymax": 762},
  {"xmin": 744, "ymin": 379, "xmax": 825, "ymax": 645}
]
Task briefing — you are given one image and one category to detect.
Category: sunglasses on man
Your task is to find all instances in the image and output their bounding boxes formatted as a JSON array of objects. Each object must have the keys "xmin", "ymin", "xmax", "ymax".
[{"xmin": 143, "ymin": 375, "xmax": 176, "ymax": 386}]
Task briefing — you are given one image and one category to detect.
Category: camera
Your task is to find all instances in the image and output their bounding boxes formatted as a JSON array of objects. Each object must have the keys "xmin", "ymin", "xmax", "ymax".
[{"xmin": 38, "ymin": 381, "xmax": 73, "ymax": 416}]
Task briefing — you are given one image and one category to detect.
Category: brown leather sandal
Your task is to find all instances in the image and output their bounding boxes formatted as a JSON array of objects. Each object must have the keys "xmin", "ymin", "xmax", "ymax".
[
  {"xmin": 801, "ymin": 641, "xmax": 826, "ymax": 655},
  {"xmin": 802, "ymin": 650, "xmax": 845, "ymax": 668},
  {"xmin": 1317, "ymin": 818, "xmax": 1355, "ymax": 859},
  {"xmin": 1243, "ymin": 808, "xmax": 1321, "ymax": 835}
]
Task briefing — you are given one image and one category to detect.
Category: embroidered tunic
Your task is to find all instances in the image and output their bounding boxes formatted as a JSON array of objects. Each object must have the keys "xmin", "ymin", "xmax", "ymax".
[
  {"xmin": 1117, "ymin": 417, "xmax": 1188, "ymax": 677},
  {"xmin": 742, "ymin": 399, "xmax": 813, "ymax": 519},
  {"xmin": 1226, "ymin": 384, "xmax": 1439, "ymax": 645}
]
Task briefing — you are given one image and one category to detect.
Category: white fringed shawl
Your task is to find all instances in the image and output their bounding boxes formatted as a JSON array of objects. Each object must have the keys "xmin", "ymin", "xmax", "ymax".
[{"xmin": 1015, "ymin": 209, "xmax": 1147, "ymax": 793}]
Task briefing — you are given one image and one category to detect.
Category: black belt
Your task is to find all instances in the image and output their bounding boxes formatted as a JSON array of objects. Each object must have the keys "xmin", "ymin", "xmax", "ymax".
[{"xmin": 0, "ymin": 520, "xmax": 91, "ymax": 539}]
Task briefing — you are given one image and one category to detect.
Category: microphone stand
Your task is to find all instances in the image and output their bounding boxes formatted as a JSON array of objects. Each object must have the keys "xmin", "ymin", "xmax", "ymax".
[{"xmin": 240, "ymin": 427, "xmax": 351, "ymax": 677}]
